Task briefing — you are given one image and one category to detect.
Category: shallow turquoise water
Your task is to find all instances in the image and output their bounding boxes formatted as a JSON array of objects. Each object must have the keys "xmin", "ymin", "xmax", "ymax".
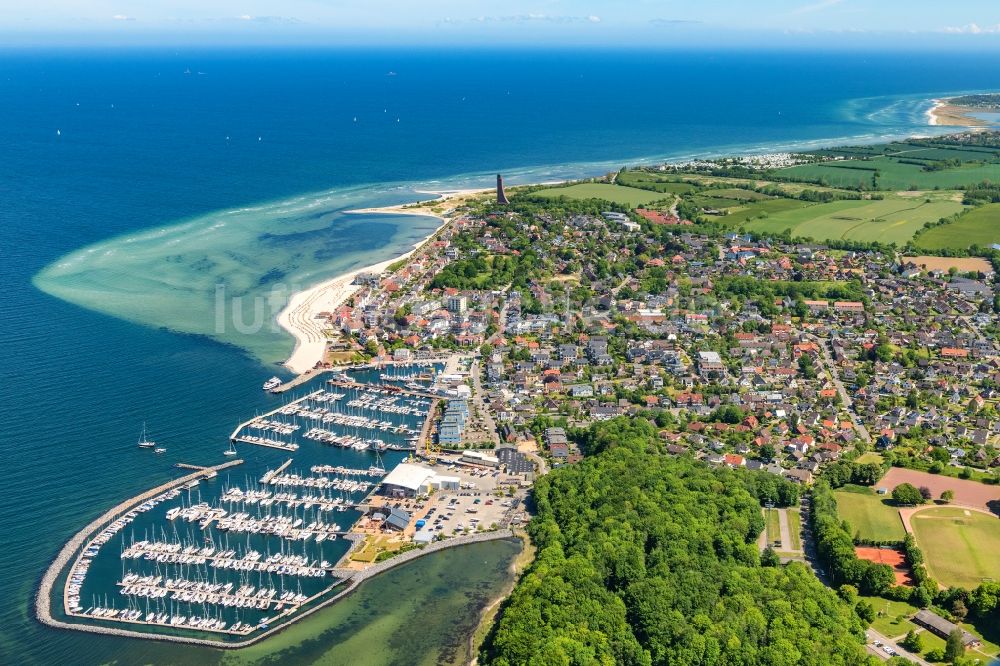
[{"xmin": 35, "ymin": 189, "xmax": 444, "ymax": 365}]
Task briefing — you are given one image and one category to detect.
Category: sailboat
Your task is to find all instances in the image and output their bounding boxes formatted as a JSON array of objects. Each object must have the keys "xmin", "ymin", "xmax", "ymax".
[
  {"xmin": 137, "ymin": 423, "xmax": 157, "ymax": 449},
  {"xmin": 224, "ymin": 440, "xmax": 238, "ymax": 457}
]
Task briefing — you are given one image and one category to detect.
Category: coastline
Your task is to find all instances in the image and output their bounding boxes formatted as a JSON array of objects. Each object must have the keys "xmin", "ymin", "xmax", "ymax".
[
  {"xmin": 276, "ymin": 188, "xmax": 489, "ymax": 374},
  {"xmin": 275, "ymin": 100, "xmax": 979, "ymax": 376},
  {"xmin": 926, "ymin": 97, "xmax": 992, "ymax": 128}
]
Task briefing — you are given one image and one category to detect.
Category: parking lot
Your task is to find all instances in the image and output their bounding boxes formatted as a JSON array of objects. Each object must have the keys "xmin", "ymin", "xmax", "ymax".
[
  {"xmin": 362, "ymin": 459, "xmax": 526, "ymax": 541},
  {"xmin": 414, "ymin": 460, "xmax": 522, "ymax": 538}
]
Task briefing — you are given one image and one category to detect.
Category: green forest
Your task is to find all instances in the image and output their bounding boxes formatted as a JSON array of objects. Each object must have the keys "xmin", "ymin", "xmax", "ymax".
[{"xmin": 481, "ymin": 419, "xmax": 870, "ymax": 665}]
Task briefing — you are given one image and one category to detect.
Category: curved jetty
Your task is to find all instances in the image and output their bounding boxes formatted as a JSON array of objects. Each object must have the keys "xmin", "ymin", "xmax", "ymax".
[{"xmin": 36, "ymin": 459, "xmax": 245, "ymax": 645}]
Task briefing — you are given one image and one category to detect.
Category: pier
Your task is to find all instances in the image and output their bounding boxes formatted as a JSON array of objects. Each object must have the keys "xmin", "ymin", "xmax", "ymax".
[
  {"xmin": 174, "ymin": 462, "xmax": 209, "ymax": 471},
  {"xmin": 37, "ymin": 459, "xmax": 244, "ymax": 639},
  {"xmin": 232, "ymin": 380, "xmax": 429, "ymax": 453},
  {"xmin": 229, "ymin": 390, "xmax": 323, "ymax": 442},
  {"xmin": 326, "ymin": 377, "xmax": 443, "ymax": 401},
  {"xmin": 42, "ymin": 507, "xmax": 517, "ymax": 649},
  {"xmin": 416, "ymin": 398, "xmax": 440, "ymax": 457},
  {"xmin": 261, "ymin": 458, "xmax": 294, "ymax": 483},
  {"xmin": 270, "ymin": 368, "xmax": 332, "ymax": 394}
]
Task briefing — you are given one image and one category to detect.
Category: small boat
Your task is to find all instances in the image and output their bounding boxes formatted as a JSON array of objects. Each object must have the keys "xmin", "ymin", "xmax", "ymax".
[
  {"xmin": 223, "ymin": 441, "xmax": 238, "ymax": 457},
  {"xmin": 154, "ymin": 448, "xmax": 166, "ymax": 454},
  {"xmin": 137, "ymin": 423, "xmax": 156, "ymax": 449}
]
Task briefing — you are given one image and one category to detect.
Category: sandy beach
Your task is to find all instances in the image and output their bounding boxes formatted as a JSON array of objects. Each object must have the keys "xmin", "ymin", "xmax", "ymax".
[
  {"xmin": 276, "ymin": 188, "xmax": 489, "ymax": 374},
  {"xmin": 927, "ymin": 98, "xmax": 990, "ymax": 127}
]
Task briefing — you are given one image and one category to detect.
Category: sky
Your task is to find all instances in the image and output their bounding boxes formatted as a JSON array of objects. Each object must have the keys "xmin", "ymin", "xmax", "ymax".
[{"xmin": 4, "ymin": 0, "xmax": 1000, "ymax": 47}]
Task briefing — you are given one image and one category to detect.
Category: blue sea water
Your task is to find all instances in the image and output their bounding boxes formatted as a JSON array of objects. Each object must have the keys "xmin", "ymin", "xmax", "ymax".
[{"xmin": 3, "ymin": 47, "xmax": 1000, "ymax": 664}]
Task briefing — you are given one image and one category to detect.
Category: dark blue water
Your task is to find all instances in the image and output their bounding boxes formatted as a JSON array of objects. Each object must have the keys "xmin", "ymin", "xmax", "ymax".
[{"xmin": 3, "ymin": 48, "xmax": 1000, "ymax": 663}]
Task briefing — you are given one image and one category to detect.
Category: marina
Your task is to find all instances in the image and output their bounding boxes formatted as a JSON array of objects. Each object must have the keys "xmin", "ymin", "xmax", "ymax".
[{"xmin": 46, "ymin": 366, "xmax": 440, "ymax": 644}]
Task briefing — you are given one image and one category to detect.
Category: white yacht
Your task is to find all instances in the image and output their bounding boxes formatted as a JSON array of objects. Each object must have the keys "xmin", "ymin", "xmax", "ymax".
[{"xmin": 137, "ymin": 423, "xmax": 156, "ymax": 449}]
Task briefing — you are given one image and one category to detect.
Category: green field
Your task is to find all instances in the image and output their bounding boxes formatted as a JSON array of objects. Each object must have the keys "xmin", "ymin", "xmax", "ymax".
[
  {"xmin": 917, "ymin": 203, "xmax": 1000, "ymax": 250},
  {"xmin": 776, "ymin": 156, "xmax": 1000, "ymax": 191},
  {"xmin": 616, "ymin": 172, "xmax": 698, "ymax": 194},
  {"xmin": 533, "ymin": 183, "xmax": 671, "ymax": 206},
  {"xmin": 739, "ymin": 197, "xmax": 964, "ymax": 244},
  {"xmin": 776, "ymin": 162, "xmax": 879, "ymax": 189},
  {"xmin": 833, "ymin": 488, "xmax": 906, "ymax": 541},
  {"xmin": 705, "ymin": 188, "xmax": 774, "ymax": 201},
  {"xmin": 910, "ymin": 507, "xmax": 1000, "ymax": 589},
  {"xmin": 718, "ymin": 198, "xmax": 813, "ymax": 223}
]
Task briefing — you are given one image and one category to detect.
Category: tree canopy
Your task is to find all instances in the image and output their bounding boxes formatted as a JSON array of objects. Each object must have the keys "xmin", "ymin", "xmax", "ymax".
[
  {"xmin": 891, "ymin": 483, "xmax": 925, "ymax": 506},
  {"xmin": 482, "ymin": 418, "xmax": 869, "ymax": 665}
]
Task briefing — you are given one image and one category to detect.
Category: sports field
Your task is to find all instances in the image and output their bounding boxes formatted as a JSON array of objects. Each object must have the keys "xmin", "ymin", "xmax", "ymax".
[
  {"xmin": 765, "ymin": 508, "xmax": 781, "ymax": 545},
  {"xmin": 532, "ymin": 183, "xmax": 669, "ymax": 207},
  {"xmin": 855, "ymin": 546, "xmax": 912, "ymax": 586},
  {"xmin": 910, "ymin": 507, "xmax": 1000, "ymax": 589},
  {"xmin": 742, "ymin": 197, "xmax": 964, "ymax": 244},
  {"xmin": 881, "ymin": 467, "xmax": 1000, "ymax": 512},
  {"xmin": 916, "ymin": 203, "xmax": 1000, "ymax": 250},
  {"xmin": 787, "ymin": 508, "xmax": 802, "ymax": 551},
  {"xmin": 833, "ymin": 488, "xmax": 906, "ymax": 541},
  {"xmin": 902, "ymin": 255, "xmax": 995, "ymax": 273}
]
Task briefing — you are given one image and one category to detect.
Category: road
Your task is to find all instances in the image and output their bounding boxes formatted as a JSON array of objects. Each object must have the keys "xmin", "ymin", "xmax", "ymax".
[
  {"xmin": 865, "ymin": 628, "xmax": 932, "ymax": 665},
  {"xmin": 468, "ymin": 356, "xmax": 500, "ymax": 447},
  {"xmin": 798, "ymin": 496, "xmax": 930, "ymax": 665},
  {"xmin": 805, "ymin": 333, "xmax": 871, "ymax": 444}
]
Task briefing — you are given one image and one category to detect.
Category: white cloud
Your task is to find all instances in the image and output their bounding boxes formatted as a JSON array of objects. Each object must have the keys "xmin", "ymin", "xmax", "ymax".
[{"xmin": 943, "ymin": 23, "xmax": 1000, "ymax": 34}]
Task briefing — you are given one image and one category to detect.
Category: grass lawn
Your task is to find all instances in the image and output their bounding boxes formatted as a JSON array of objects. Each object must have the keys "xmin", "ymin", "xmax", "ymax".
[
  {"xmin": 833, "ymin": 489, "xmax": 906, "ymax": 541},
  {"xmin": 916, "ymin": 630, "xmax": 947, "ymax": 657},
  {"xmin": 532, "ymin": 183, "xmax": 670, "ymax": 207},
  {"xmin": 862, "ymin": 596, "xmax": 919, "ymax": 639},
  {"xmin": 964, "ymin": 617, "xmax": 1000, "ymax": 660},
  {"xmin": 861, "ymin": 593, "xmax": 1000, "ymax": 659},
  {"xmin": 765, "ymin": 508, "xmax": 781, "ymax": 544},
  {"xmin": 855, "ymin": 452, "xmax": 885, "ymax": 465},
  {"xmin": 350, "ymin": 534, "xmax": 405, "ymax": 563},
  {"xmin": 787, "ymin": 508, "xmax": 802, "ymax": 551},
  {"xmin": 917, "ymin": 203, "xmax": 1000, "ymax": 250},
  {"xmin": 910, "ymin": 507, "xmax": 1000, "ymax": 589}
]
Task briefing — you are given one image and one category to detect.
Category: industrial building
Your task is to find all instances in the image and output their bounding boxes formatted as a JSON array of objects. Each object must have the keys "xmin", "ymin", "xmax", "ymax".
[{"xmin": 378, "ymin": 463, "xmax": 460, "ymax": 498}]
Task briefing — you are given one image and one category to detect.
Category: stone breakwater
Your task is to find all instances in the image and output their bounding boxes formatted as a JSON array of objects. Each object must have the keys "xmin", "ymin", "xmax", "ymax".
[
  {"xmin": 34, "ymin": 460, "xmax": 246, "ymax": 645},
  {"xmin": 36, "ymin": 513, "xmax": 517, "ymax": 649}
]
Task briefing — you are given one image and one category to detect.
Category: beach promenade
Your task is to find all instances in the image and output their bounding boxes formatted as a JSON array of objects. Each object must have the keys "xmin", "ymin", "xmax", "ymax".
[{"xmin": 276, "ymin": 189, "xmax": 486, "ymax": 375}]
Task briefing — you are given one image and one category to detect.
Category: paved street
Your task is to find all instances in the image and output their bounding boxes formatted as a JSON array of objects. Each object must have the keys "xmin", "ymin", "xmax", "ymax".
[{"xmin": 806, "ymin": 333, "xmax": 871, "ymax": 443}]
